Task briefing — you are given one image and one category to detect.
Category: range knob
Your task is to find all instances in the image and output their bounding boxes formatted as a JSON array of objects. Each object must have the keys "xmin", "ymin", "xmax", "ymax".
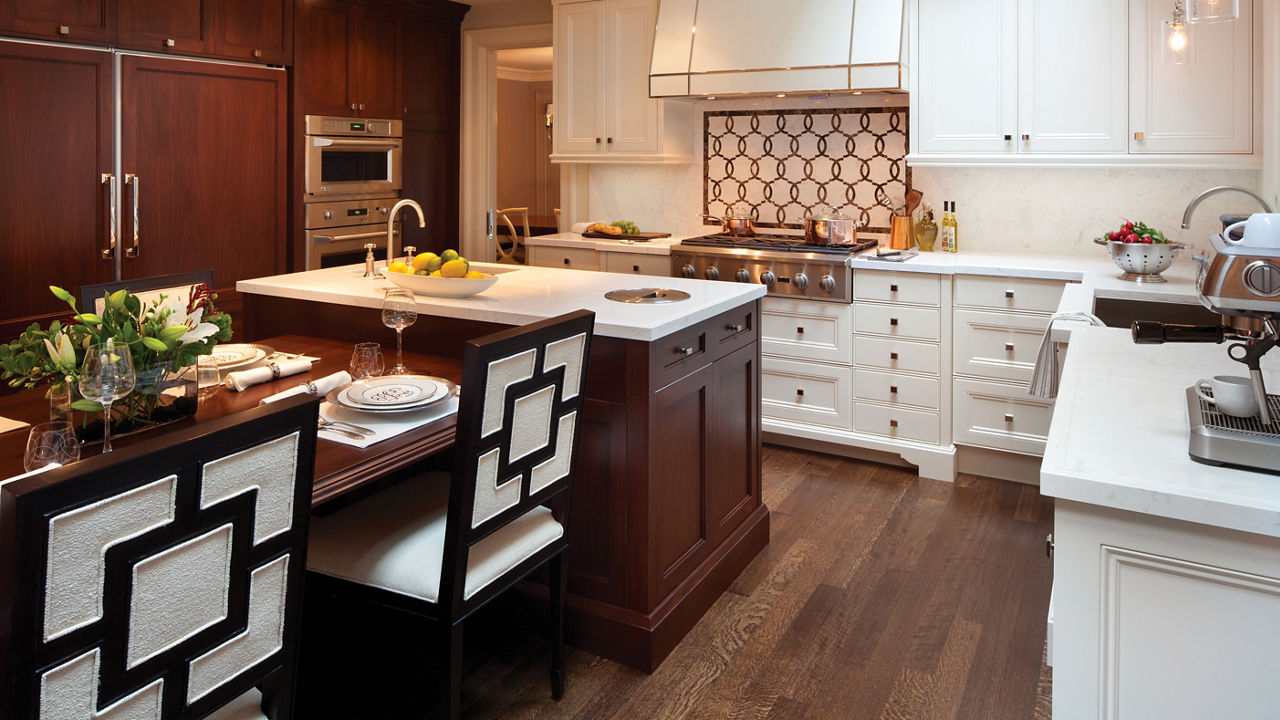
[
  {"xmin": 735, "ymin": 268, "xmax": 750, "ymax": 283},
  {"xmin": 759, "ymin": 270, "xmax": 777, "ymax": 287},
  {"xmin": 819, "ymin": 274, "xmax": 836, "ymax": 293},
  {"xmin": 681, "ymin": 264, "xmax": 697, "ymax": 279},
  {"xmin": 792, "ymin": 272, "xmax": 809, "ymax": 290},
  {"xmin": 705, "ymin": 266, "xmax": 720, "ymax": 281},
  {"xmin": 1244, "ymin": 260, "xmax": 1280, "ymax": 297}
]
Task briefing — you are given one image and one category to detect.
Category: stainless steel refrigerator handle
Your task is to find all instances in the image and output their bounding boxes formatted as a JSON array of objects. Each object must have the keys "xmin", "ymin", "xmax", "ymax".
[
  {"xmin": 124, "ymin": 174, "xmax": 140, "ymax": 258},
  {"xmin": 312, "ymin": 228, "xmax": 398, "ymax": 244},
  {"xmin": 101, "ymin": 173, "xmax": 117, "ymax": 260}
]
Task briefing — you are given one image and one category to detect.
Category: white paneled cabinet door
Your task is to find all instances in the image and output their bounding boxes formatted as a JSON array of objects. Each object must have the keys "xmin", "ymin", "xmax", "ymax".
[
  {"xmin": 554, "ymin": 0, "xmax": 606, "ymax": 156},
  {"xmin": 1129, "ymin": 0, "xmax": 1254, "ymax": 154},
  {"xmin": 605, "ymin": 0, "xmax": 659, "ymax": 154},
  {"xmin": 1018, "ymin": 0, "xmax": 1128, "ymax": 153},
  {"xmin": 917, "ymin": 0, "xmax": 1017, "ymax": 153}
]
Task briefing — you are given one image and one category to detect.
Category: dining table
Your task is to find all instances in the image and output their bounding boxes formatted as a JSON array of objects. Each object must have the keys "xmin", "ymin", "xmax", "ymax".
[{"xmin": 0, "ymin": 335, "xmax": 462, "ymax": 508}]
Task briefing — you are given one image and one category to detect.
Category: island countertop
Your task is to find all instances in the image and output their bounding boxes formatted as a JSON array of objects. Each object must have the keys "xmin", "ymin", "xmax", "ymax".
[{"xmin": 237, "ymin": 262, "xmax": 766, "ymax": 342}]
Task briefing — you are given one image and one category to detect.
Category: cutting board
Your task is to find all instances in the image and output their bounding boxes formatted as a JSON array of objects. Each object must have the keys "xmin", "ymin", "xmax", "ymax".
[{"xmin": 581, "ymin": 231, "xmax": 672, "ymax": 241}]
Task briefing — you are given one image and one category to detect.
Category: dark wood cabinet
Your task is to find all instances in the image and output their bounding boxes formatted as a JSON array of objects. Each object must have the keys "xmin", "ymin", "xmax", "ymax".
[
  {"xmin": 295, "ymin": 0, "xmax": 399, "ymax": 117},
  {"xmin": 0, "ymin": 0, "xmax": 117, "ymax": 45},
  {"xmin": 214, "ymin": 0, "xmax": 292, "ymax": 65},
  {"xmin": 399, "ymin": 13, "xmax": 459, "ymax": 252},
  {"xmin": 117, "ymin": 0, "xmax": 211, "ymax": 55},
  {"xmin": 0, "ymin": 41, "xmax": 114, "ymax": 339},
  {"xmin": 349, "ymin": 5, "xmax": 397, "ymax": 117}
]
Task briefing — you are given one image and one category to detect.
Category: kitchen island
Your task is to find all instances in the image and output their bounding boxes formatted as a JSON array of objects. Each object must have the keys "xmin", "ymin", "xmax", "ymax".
[
  {"xmin": 1042, "ymin": 327, "xmax": 1280, "ymax": 719},
  {"xmin": 238, "ymin": 263, "xmax": 768, "ymax": 671}
]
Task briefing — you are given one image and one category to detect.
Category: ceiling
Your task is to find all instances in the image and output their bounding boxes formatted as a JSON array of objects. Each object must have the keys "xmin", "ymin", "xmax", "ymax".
[{"xmin": 496, "ymin": 46, "xmax": 553, "ymax": 72}]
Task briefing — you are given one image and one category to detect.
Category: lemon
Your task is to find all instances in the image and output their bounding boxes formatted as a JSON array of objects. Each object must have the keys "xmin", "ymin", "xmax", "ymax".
[
  {"xmin": 430, "ymin": 270, "xmax": 442, "ymax": 277},
  {"xmin": 441, "ymin": 249, "xmax": 459, "ymax": 263},
  {"xmin": 387, "ymin": 260, "xmax": 409, "ymax": 274},
  {"xmin": 412, "ymin": 252, "xmax": 437, "ymax": 272},
  {"xmin": 465, "ymin": 271, "xmax": 485, "ymax": 279},
  {"xmin": 441, "ymin": 258, "xmax": 469, "ymax": 278},
  {"xmin": 426, "ymin": 256, "xmax": 443, "ymax": 273},
  {"xmin": 414, "ymin": 269, "xmax": 428, "ymax": 276}
]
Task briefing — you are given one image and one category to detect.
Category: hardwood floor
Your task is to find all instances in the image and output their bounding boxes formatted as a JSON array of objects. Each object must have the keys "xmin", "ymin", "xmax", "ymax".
[{"xmin": 303, "ymin": 446, "xmax": 1055, "ymax": 719}]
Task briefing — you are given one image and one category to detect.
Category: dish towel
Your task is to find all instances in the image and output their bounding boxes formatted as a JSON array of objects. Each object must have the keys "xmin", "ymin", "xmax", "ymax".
[
  {"xmin": 260, "ymin": 371, "xmax": 352, "ymax": 405},
  {"xmin": 0, "ymin": 415, "xmax": 31, "ymax": 436},
  {"xmin": 1027, "ymin": 312, "xmax": 1106, "ymax": 399},
  {"xmin": 318, "ymin": 397, "xmax": 460, "ymax": 449},
  {"xmin": 225, "ymin": 358, "xmax": 314, "ymax": 391}
]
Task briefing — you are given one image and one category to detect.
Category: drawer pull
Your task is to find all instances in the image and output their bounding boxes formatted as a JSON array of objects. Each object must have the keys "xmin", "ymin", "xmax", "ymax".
[
  {"xmin": 889, "ymin": 419, "xmax": 899, "ymax": 429},
  {"xmin": 1005, "ymin": 290, "xmax": 1015, "ymax": 299},
  {"xmin": 1004, "ymin": 413, "xmax": 1015, "ymax": 423},
  {"xmin": 633, "ymin": 265, "xmax": 640, "ymax": 272},
  {"xmin": 889, "ymin": 352, "xmax": 899, "ymax": 360},
  {"xmin": 1004, "ymin": 342, "xmax": 1015, "ymax": 352},
  {"xmin": 797, "ymin": 326, "xmax": 804, "ymax": 334},
  {"xmin": 676, "ymin": 346, "xmax": 695, "ymax": 356},
  {"xmin": 727, "ymin": 323, "xmax": 744, "ymax": 332},
  {"xmin": 59, "ymin": 25, "xmax": 70, "ymax": 35},
  {"xmin": 796, "ymin": 389, "xmax": 804, "ymax": 397},
  {"xmin": 889, "ymin": 318, "xmax": 899, "ymax": 327},
  {"xmin": 890, "ymin": 385, "xmax": 898, "ymax": 395},
  {"xmin": 889, "ymin": 284, "xmax": 899, "ymax": 293},
  {"xmin": 563, "ymin": 258, "xmax": 570, "ymax": 265}
]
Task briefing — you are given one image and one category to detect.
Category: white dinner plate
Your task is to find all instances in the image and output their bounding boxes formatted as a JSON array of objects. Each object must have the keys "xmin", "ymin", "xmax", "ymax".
[
  {"xmin": 325, "ymin": 376, "xmax": 457, "ymax": 414},
  {"xmin": 342, "ymin": 375, "xmax": 447, "ymax": 407},
  {"xmin": 208, "ymin": 343, "xmax": 273, "ymax": 371}
]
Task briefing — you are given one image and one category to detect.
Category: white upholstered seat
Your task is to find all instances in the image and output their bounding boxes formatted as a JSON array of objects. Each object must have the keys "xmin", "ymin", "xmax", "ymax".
[{"xmin": 308, "ymin": 471, "xmax": 564, "ymax": 602}]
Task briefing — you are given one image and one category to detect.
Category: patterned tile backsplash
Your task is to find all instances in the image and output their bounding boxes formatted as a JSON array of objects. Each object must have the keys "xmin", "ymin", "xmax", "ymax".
[{"xmin": 704, "ymin": 107, "xmax": 910, "ymax": 234}]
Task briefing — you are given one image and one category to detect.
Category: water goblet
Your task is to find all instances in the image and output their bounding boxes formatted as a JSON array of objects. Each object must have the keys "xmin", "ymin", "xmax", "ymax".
[
  {"xmin": 381, "ymin": 289, "xmax": 418, "ymax": 375},
  {"xmin": 197, "ymin": 355, "xmax": 222, "ymax": 404},
  {"xmin": 24, "ymin": 421, "xmax": 81, "ymax": 473},
  {"xmin": 78, "ymin": 339, "xmax": 136, "ymax": 453},
  {"xmin": 350, "ymin": 342, "xmax": 386, "ymax": 380}
]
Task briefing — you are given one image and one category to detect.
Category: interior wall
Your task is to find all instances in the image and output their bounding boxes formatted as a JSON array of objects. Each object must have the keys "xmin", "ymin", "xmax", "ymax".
[
  {"xmin": 462, "ymin": 0, "xmax": 552, "ymax": 31},
  {"xmin": 496, "ymin": 77, "xmax": 557, "ymax": 227}
]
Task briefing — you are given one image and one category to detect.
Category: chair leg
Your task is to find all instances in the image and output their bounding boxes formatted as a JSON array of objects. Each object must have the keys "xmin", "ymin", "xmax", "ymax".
[
  {"xmin": 549, "ymin": 552, "xmax": 567, "ymax": 701},
  {"xmin": 439, "ymin": 622, "xmax": 463, "ymax": 720}
]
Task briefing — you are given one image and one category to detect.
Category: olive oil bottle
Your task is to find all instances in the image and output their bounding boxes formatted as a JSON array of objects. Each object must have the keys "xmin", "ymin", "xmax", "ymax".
[{"xmin": 941, "ymin": 201, "xmax": 957, "ymax": 252}]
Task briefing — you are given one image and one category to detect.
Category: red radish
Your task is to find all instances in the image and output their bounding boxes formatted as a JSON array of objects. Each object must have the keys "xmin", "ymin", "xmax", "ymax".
[{"xmin": 1126, "ymin": 233, "xmax": 1139, "ymax": 243}]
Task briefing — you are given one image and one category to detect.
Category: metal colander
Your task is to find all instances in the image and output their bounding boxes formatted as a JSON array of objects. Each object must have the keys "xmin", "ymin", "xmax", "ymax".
[{"xmin": 1094, "ymin": 238, "xmax": 1190, "ymax": 283}]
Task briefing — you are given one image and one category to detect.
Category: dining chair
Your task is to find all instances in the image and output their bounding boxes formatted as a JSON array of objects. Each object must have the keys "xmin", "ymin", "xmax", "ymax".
[
  {"xmin": 495, "ymin": 207, "xmax": 530, "ymax": 264},
  {"xmin": 80, "ymin": 270, "xmax": 216, "ymax": 315},
  {"xmin": 306, "ymin": 309, "xmax": 595, "ymax": 720},
  {"xmin": 0, "ymin": 395, "xmax": 320, "ymax": 720}
]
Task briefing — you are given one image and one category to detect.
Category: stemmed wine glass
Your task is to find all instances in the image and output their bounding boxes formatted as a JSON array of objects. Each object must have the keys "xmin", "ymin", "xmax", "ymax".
[
  {"xmin": 381, "ymin": 289, "xmax": 418, "ymax": 375},
  {"xmin": 78, "ymin": 339, "xmax": 136, "ymax": 453}
]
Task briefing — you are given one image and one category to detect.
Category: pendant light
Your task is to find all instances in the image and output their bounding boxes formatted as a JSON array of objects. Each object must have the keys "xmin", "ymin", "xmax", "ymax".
[
  {"xmin": 1162, "ymin": 0, "xmax": 1192, "ymax": 66},
  {"xmin": 1187, "ymin": 0, "xmax": 1238, "ymax": 23}
]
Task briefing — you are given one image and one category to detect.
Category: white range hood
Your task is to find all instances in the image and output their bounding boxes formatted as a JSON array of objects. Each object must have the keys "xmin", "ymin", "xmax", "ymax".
[{"xmin": 650, "ymin": 0, "xmax": 907, "ymax": 98}]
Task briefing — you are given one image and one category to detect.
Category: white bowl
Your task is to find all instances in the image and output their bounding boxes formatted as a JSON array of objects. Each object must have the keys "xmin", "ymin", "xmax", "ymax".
[{"xmin": 381, "ymin": 268, "xmax": 499, "ymax": 297}]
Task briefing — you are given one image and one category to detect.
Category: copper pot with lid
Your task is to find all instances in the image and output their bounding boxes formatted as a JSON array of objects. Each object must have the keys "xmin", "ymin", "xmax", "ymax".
[
  {"xmin": 703, "ymin": 206, "xmax": 758, "ymax": 237},
  {"xmin": 799, "ymin": 206, "xmax": 858, "ymax": 246}
]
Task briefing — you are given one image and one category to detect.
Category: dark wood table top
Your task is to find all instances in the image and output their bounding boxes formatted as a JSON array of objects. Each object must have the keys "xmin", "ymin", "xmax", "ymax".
[{"xmin": 0, "ymin": 335, "xmax": 462, "ymax": 507}]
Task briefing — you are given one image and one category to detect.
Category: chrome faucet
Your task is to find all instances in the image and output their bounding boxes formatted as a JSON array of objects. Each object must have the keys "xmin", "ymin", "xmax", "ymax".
[
  {"xmin": 1180, "ymin": 185, "xmax": 1274, "ymax": 229},
  {"xmin": 387, "ymin": 198, "xmax": 426, "ymax": 265}
]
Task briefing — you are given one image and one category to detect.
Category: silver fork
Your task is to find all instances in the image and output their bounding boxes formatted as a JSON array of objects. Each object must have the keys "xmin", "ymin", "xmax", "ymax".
[{"xmin": 318, "ymin": 419, "xmax": 375, "ymax": 437}]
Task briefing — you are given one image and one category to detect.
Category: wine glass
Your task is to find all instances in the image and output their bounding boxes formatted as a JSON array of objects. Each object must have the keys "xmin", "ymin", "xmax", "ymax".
[
  {"xmin": 78, "ymin": 340, "xmax": 136, "ymax": 453},
  {"xmin": 381, "ymin": 289, "xmax": 417, "ymax": 375},
  {"xmin": 24, "ymin": 421, "xmax": 80, "ymax": 472},
  {"xmin": 196, "ymin": 355, "xmax": 222, "ymax": 404}
]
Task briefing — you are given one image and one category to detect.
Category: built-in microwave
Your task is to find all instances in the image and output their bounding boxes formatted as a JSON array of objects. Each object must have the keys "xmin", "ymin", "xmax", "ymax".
[{"xmin": 304, "ymin": 115, "xmax": 402, "ymax": 199}]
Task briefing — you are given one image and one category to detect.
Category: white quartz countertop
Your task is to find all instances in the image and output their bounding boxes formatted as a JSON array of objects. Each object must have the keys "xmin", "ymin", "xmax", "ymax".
[
  {"xmin": 1041, "ymin": 326, "xmax": 1280, "ymax": 538},
  {"xmin": 524, "ymin": 231, "xmax": 694, "ymax": 255},
  {"xmin": 237, "ymin": 262, "xmax": 765, "ymax": 342}
]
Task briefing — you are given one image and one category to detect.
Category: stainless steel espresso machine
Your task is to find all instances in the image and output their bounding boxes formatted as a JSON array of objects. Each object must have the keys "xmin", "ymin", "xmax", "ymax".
[{"xmin": 1131, "ymin": 186, "xmax": 1280, "ymax": 472}]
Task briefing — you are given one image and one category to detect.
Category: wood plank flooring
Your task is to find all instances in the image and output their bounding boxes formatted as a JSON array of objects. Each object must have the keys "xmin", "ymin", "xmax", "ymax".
[{"xmin": 303, "ymin": 446, "xmax": 1055, "ymax": 719}]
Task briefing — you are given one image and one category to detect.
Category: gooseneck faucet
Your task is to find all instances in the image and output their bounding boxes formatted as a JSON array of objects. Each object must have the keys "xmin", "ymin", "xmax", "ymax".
[
  {"xmin": 387, "ymin": 198, "xmax": 426, "ymax": 265},
  {"xmin": 1180, "ymin": 185, "xmax": 1274, "ymax": 229}
]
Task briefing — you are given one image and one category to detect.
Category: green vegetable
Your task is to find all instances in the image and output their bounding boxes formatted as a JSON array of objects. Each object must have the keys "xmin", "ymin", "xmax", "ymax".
[{"xmin": 609, "ymin": 220, "xmax": 639, "ymax": 235}]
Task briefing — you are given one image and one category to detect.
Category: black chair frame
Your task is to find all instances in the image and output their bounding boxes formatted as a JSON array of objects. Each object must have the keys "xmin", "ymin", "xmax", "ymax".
[{"xmin": 79, "ymin": 269, "xmax": 216, "ymax": 312}]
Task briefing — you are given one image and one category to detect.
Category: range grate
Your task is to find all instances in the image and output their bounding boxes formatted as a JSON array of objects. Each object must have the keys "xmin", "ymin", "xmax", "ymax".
[{"xmin": 1197, "ymin": 389, "xmax": 1280, "ymax": 438}]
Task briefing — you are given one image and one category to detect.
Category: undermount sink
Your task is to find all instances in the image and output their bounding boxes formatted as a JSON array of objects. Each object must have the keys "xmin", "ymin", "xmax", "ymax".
[{"xmin": 1091, "ymin": 296, "xmax": 1219, "ymax": 329}]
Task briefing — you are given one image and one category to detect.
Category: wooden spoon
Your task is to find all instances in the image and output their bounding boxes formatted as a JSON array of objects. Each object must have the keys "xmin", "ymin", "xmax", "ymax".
[{"xmin": 905, "ymin": 189, "xmax": 923, "ymax": 217}]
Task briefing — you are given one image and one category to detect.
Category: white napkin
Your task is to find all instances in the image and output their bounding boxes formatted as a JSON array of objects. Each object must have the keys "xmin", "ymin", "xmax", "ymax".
[
  {"xmin": 318, "ymin": 397, "xmax": 459, "ymax": 449},
  {"xmin": 0, "ymin": 415, "xmax": 31, "ymax": 435},
  {"xmin": 224, "ymin": 358, "xmax": 314, "ymax": 392},
  {"xmin": 259, "ymin": 371, "xmax": 352, "ymax": 405}
]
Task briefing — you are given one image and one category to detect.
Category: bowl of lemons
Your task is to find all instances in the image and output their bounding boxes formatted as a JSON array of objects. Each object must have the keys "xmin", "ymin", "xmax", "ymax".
[{"xmin": 382, "ymin": 249, "xmax": 500, "ymax": 297}]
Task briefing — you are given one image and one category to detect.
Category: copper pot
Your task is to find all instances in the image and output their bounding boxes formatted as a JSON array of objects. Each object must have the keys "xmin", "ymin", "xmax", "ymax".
[
  {"xmin": 799, "ymin": 207, "xmax": 858, "ymax": 245},
  {"xmin": 703, "ymin": 208, "xmax": 757, "ymax": 237}
]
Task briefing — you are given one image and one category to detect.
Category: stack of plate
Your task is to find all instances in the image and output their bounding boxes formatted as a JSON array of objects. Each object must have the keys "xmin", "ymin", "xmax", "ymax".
[
  {"xmin": 326, "ymin": 375, "xmax": 455, "ymax": 414},
  {"xmin": 209, "ymin": 343, "xmax": 274, "ymax": 371}
]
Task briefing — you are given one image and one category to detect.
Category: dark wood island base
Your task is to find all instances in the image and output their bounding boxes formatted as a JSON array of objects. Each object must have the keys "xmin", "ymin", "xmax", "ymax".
[{"xmin": 244, "ymin": 294, "xmax": 768, "ymax": 672}]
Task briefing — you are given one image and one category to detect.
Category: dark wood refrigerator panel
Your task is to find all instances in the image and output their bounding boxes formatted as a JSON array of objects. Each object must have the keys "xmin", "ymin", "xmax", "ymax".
[
  {"xmin": 0, "ymin": 0, "xmax": 118, "ymax": 45},
  {"xmin": 118, "ymin": 56, "xmax": 286, "ymax": 307},
  {"xmin": 0, "ymin": 42, "xmax": 113, "ymax": 339},
  {"xmin": 400, "ymin": 14, "xmax": 460, "ymax": 252},
  {"xmin": 117, "ymin": 0, "xmax": 211, "ymax": 55}
]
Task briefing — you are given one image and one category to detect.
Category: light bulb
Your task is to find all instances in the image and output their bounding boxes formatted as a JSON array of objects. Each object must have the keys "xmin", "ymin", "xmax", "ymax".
[{"xmin": 1168, "ymin": 23, "xmax": 1188, "ymax": 51}]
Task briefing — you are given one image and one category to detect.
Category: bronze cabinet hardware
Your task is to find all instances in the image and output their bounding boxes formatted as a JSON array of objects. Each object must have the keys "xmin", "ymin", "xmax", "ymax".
[
  {"xmin": 889, "ymin": 385, "xmax": 898, "ymax": 394},
  {"xmin": 1004, "ymin": 413, "xmax": 1014, "ymax": 423},
  {"xmin": 1005, "ymin": 342, "xmax": 1015, "ymax": 352},
  {"xmin": 1134, "ymin": 132, "xmax": 1144, "ymax": 140},
  {"xmin": 889, "ymin": 419, "xmax": 899, "ymax": 428},
  {"xmin": 889, "ymin": 318, "xmax": 899, "ymax": 327},
  {"xmin": 889, "ymin": 352, "xmax": 899, "ymax": 360},
  {"xmin": 796, "ymin": 388, "xmax": 804, "ymax": 397},
  {"xmin": 101, "ymin": 173, "xmax": 117, "ymax": 260}
]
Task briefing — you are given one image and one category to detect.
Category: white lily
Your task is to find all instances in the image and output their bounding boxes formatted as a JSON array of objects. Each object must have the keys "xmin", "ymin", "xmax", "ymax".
[
  {"xmin": 161, "ymin": 300, "xmax": 219, "ymax": 344},
  {"xmin": 43, "ymin": 331, "xmax": 77, "ymax": 372}
]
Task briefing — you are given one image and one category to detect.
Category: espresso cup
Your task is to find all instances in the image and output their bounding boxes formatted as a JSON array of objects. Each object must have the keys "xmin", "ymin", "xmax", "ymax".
[
  {"xmin": 1195, "ymin": 375, "xmax": 1260, "ymax": 418},
  {"xmin": 1222, "ymin": 213, "xmax": 1280, "ymax": 249}
]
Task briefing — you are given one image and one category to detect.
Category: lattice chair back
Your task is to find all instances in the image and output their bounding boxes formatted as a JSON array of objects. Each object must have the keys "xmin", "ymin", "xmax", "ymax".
[
  {"xmin": 438, "ymin": 310, "xmax": 594, "ymax": 612},
  {"xmin": 0, "ymin": 395, "xmax": 320, "ymax": 719}
]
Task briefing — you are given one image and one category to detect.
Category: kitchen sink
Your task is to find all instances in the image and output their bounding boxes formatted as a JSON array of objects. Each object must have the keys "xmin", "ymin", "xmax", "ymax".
[{"xmin": 1091, "ymin": 296, "xmax": 1219, "ymax": 329}]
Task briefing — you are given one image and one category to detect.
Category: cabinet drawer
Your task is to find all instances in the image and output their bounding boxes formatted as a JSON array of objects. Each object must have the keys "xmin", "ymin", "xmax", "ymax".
[
  {"xmin": 854, "ymin": 402, "xmax": 940, "ymax": 445},
  {"xmin": 953, "ymin": 378, "xmax": 1056, "ymax": 456},
  {"xmin": 853, "ymin": 270, "xmax": 942, "ymax": 306},
  {"xmin": 761, "ymin": 298, "xmax": 852, "ymax": 364},
  {"xmin": 953, "ymin": 275, "xmax": 1066, "ymax": 313},
  {"xmin": 853, "ymin": 303, "xmax": 941, "ymax": 341},
  {"xmin": 761, "ymin": 357, "xmax": 853, "ymax": 430},
  {"xmin": 650, "ymin": 322, "xmax": 709, "ymax": 389},
  {"xmin": 528, "ymin": 245, "xmax": 600, "ymax": 271},
  {"xmin": 712, "ymin": 302, "xmax": 757, "ymax": 359},
  {"xmin": 854, "ymin": 369, "xmax": 940, "ymax": 410},
  {"xmin": 953, "ymin": 309, "xmax": 1051, "ymax": 382},
  {"xmin": 853, "ymin": 337, "xmax": 940, "ymax": 375},
  {"xmin": 601, "ymin": 251, "xmax": 671, "ymax": 276}
]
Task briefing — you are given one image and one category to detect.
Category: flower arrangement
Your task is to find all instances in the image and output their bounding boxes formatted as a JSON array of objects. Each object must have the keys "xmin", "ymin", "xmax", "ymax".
[{"xmin": 0, "ymin": 284, "xmax": 233, "ymax": 432}]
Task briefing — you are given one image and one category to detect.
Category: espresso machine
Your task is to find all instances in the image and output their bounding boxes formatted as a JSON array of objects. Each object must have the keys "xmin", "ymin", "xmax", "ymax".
[{"xmin": 1131, "ymin": 187, "xmax": 1280, "ymax": 472}]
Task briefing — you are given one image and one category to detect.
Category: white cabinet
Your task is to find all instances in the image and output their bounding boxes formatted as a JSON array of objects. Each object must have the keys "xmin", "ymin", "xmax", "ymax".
[
  {"xmin": 1129, "ymin": 0, "xmax": 1254, "ymax": 154},
  {"xmin": 551, "ymin": 0, "xmax": 693, "ymax": 164},
  {"xmin": 599, "ymin": 250, "xmax": 670, "ymax": 275},
  {"xmin": 527, "ymin": 244, "xmax": 600, "ymax": 270}
]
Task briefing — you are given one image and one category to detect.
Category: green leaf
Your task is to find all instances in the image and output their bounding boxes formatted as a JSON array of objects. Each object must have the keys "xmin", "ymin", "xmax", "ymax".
[
  {"xmin": 70, "ymin": 398, "xmax": 105, "ymax": 412},
  {"xmin": 141, "ymin": 337, "xmax": 168, "ymax": 352},
  {"xmin": 108, "ymin": 288, "xmax": 128, "ymax": 309},
  {"xmin": 75, "ymin": 313, "xmax": 103, "ymax": 325}
]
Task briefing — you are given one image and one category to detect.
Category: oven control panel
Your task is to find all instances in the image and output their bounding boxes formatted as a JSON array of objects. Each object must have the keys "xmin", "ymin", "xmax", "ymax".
[
  {"xmin": 304, "ymin": 115, "xmax": 402, "ymax": 138},
  {"xmin": 670, "ymin": 251, "xmax": 851, "ymax": 303}
]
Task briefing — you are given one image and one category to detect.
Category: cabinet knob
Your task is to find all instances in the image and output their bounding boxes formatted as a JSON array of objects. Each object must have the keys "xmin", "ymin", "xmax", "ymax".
[
  {"xmin": 1005, "ymin": 342, "xmax": 1015, "ymax": 352},
  {"xmin": 889, "ymin": 284, "xmax": 898, "ymax": 293},
  {"xmin": 889, "ymin": 385, "xmax": 898, "ymax": 395},
  {"xmin": 727, "ymin": 323, "xmax": 744, "ymax": 332},
  {"xmin": 796, "ymin": 326, "xmax": 804, "ymax": 334},
  {"xmin": 59, "ymin": 25, "xmax": 70, "ymax": 35},
  {"xmin": 607, "ymin": 137, "xmax": 613, "ymax": 144},
  {"xmin": 595, "ymin": 137, "xmax": 602, "ymax": 143},
  {"xmin": 1134, "ymin": 132, "xmax": 1144, "ymax": 141},
  {"xmin": 1005, "ymin": 290, "xmax": 1015, "ymax": 299},
  {"xmin": 633, "ymin": 265, "xmax": 640, "ymax": 272},
  {"xmin": 1004, "ymin": 413, "xmax": 1015, "ymax": 423},
  {"xmin": 563, "ymin": 257, "xmax": 570, "ymax": 265},
  {"xmin": 677, "ymin": 346, "xmax": 695, "ymax": 356},
  {"xmin": 359, "ymin": 103, "xmax": 366, "ymax": 111},
  {"xmin": 889, "ymin": 352, "xmax": 899, "ymax": 361},
  {"xmin": 889, "ymin": 318, "xmax": 899, "ymax": 327},
  {"xmin": 796, "ymin": 388, "xmax": 804, "ymax": 397},
  {"xmin": 1003, "ymin": 134, "xmax": 1012, "ymax": 141},
  {"xmin": 165, "ymin": 38, "xmax": 175, "ymax": 48},
  {"xmin": 889, "ymin": 419, "xmax": 899, "ymax": 429},
  {"xmin": 350, "ymin": 103, "xmax": 357, "ymax": 111},
  {"xmin": 1021, "ymin": 134, "xmax": 1030, "ymax": 141},
  {"xmin": 253, "ymin": 49, "xmax": 262, "ymax": 59}
]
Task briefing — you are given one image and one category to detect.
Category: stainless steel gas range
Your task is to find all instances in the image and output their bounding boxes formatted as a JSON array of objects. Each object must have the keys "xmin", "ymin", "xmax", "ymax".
[{"xmin": 670, "ymin": 234, "xmax": 879, "ymax": 303}]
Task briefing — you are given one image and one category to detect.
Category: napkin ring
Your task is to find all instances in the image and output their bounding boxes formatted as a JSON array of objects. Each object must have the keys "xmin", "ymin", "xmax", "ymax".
[
  {"xmin": 304, "ymin": 381, "xmax": 319, "ymax": 395},
  {"xmin": 269, "ymin": 363, "xmax": 282, "ymax": 379}
]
